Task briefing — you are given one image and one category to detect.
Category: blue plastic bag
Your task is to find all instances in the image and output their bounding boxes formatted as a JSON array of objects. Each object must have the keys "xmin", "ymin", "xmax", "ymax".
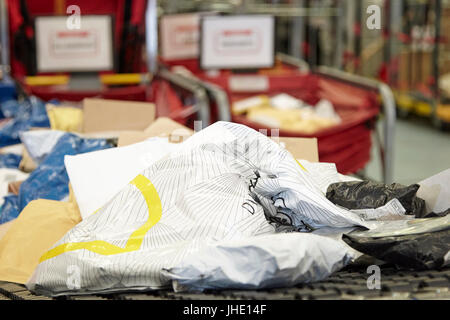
[
  {"xmin": 0, "ymin": 99, "xmax": 22, "ymax": 118},
  {"xmin": 0, "ymin": 133, "xmax": 113, "ymax": 224},
  {"xmin": 0, "ymin": 96, "xmax": 51, "ymax": 147},
  {"xmin": 0, "ymin": 78, "xmax": 17, "ymax": 110},
  {"xmin": 0, "ymin": 153, "xmax": 22, "ymax": 169},
  {"xmin": 17, "ymin": 133, "xmax": 114, "ymax": 213},
  {"xmin": 0, "ymin": 194, "xmax": 19, "ymax": 224}
]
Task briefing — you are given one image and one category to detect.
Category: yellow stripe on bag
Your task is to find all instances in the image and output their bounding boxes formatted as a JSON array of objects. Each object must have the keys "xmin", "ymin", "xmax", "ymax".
[
  {"xmin": 39, "ymin": 175, "xmax": 162, "ymax": 262},
  {"xmin": 295, "ymin": 159, "xmax": 307, "ymax": 172}
]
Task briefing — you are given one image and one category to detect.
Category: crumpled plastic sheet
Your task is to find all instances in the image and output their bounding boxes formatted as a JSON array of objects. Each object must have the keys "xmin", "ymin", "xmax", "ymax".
[
  {"xmin": 27, "ymin": 121, "xmax": 369, "ymax": 297},
  {"xmin": 417, "ymin": 169, "xmax": 450, "ymax": 215},
  {"xmin": 18, "ymin": 133, "xmax": 113, "ymax": 212},
  {"xmin": 19, "ymin": 130, "xmax": 65, "ymax": 166},
  {"xmin": 163, "ymin": 233, "xmax": 355, "ymax": 292},
  {"xmin": 0, "ymin": 134, "xmax": 113, "ymax": 223},
  {"xmin": 343, "ymin": 214, "xmax": 450, "ymax": 270},
  {"xmin": 0, "ymin": 153, "xmax": 22, "ymax": 169},
  {"xmin": 0, "ymin": 96, "xmax": 52, "ymax": 148},
  {"xmin": 326, "ymin": 181, "xmax": 426, "ymax": 218}
]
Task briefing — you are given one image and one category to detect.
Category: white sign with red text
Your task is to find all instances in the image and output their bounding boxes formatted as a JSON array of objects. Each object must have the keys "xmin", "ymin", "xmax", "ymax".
[
  {"xmin": 35, "ymin": 15, "xmax": 113, "ymax": 72},
  {"xmin": 201, "ymin": 15, "xmax": 274, "ymax": 69},
  {"xmin": 160, "ymin": 13, "xmax": 203, "ymax": 60}
]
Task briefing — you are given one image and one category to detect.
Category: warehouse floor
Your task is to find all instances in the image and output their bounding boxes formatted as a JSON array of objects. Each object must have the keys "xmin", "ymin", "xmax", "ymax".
[{"xmin": 366, "ymin": 117, "xmax": 450, "ymax": 185}]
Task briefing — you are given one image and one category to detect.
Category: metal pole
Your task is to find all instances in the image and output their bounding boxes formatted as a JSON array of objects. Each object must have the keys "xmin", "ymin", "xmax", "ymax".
[
  {"xmin": 353, "ymin": 0, "xmax": 362, "ymax": 74},
  {"xmin": 334, "ymin": 0, "xmax": 344, "ymax": 69},
  {"xmin": 145, "ymin": 0, "xmax": 158, "ymax": 75},
  {"xmin": 290, "ymin": 0, "xmax": 305, "ymax": 59},
  {"xmin": 0, "ymin": 0, "xmax": 11, "ymax": 78},
  {"xmin": 316, "ymin": 66, "xmax": 396, "ymax": 183},
  {"xmin": 433, "ymin": 0, "xmax": 441, "ymax": 99}
]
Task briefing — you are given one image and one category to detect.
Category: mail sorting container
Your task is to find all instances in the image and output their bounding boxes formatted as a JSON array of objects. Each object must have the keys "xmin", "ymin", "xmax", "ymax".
[
  {"xmin": 149, "ymin": 69, "xmax": 211, "ymax": 129},
  {"xmin": 2, "ymin": 0, "xmax": 147, "ymax": 114},
  {"xmin": 22, "ymin": 83, "xmax": 148, "ymax": 103},
  {"xmin": 16, "ymin": 70, "xmax": 211, "ymax": 130},
  {"xmin": 160, "ymin": 55, "xmax": 396, "ymax": 183}
]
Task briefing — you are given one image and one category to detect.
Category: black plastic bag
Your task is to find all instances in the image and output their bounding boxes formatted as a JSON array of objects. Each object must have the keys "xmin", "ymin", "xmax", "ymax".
[
  {"xmin": 326, "ymin": 181, "xmax": 426, "ymax": 217},
  {"xmin": 343, "ymin": 229, "xmax": 450, "ymax": 270},
  {"xmin": 423, "ymin": 208, "xmax": 450, "ymax": 219}
]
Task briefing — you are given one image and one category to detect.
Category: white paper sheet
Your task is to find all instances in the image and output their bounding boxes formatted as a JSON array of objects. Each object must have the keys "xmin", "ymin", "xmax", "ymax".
[
  {"xmin": 417, "ymin": 169, "xmax": 450, "ymax": 214},
  {"xmin": 350, "ymin": 198, "xmax": 408, "ymax": 221},
  {"xmin": 65, "ymin": 137, "xmax": 179, "ymax": 219}
]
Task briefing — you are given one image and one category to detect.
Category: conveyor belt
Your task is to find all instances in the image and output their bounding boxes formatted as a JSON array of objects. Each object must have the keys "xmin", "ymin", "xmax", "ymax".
[{"xmin": 1, "ymin": 265, "xmax": 449, "ymax": 300}]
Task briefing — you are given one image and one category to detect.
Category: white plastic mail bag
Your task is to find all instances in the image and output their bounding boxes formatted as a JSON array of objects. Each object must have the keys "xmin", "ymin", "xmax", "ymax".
[
  {"xmin": 27, "ymin": 122, "xmax": 367, "ymax": 296},
  {"xmin": 163, "ymin": 232, "xmax": 355, "ymax": 292}
]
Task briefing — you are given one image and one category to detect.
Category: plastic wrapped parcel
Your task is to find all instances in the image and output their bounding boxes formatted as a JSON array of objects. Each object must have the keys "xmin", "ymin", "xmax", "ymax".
[{"xmin": 27, "ymin": 122, "xmax": 368, "ymax": 296}]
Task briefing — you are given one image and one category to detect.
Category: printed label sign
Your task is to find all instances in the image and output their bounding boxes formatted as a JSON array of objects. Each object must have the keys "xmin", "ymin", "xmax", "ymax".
[
  {"xmin": 201, "ymin": 15, "xmax": 275, "ymax": 70},
  {"xmin": 50, "ymin": 31, "xmax": 98, "ymax": 57},
  {"xmin": 35, "ymin": 15, "xmax": 113, "ymax": 72},
  {"xmin": 214, "ymin": 28, "xmax": 262, "ymax": 55},
  {"xmin": 229, "ymin": 75, "xmax": 269, "ymax": 92},
  {"xmin": 160, "ymin": 13, "xmax": 202, "ymax": 60}
]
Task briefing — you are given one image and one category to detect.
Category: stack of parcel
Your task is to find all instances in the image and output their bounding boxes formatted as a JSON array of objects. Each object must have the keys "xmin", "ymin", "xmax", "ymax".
[{"xmin": 0, "ymin": 96, "xmax": 448, "ymax": 297}]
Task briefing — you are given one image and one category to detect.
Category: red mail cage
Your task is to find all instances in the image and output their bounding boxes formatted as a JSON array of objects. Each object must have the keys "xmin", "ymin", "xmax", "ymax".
[
  {"xmin": 3, "ymin": 0, "xmax": 210, "ymax": 128},
  {"xmin": 159, "ymin": 54, "xmax": 396, "ymax": 183}
]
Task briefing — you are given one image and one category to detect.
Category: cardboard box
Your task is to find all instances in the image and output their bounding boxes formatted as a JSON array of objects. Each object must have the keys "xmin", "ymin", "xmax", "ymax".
[
  {"xmin": 119, "ymin": 118, "xmax": 319, "ymax": 163},
  {"xmin": 82, "ymin": 98, "xmax": 156, "ymax": 133},
  {"xmin": 13, "ymin": 99, "xmax": 156, "ymax": 173},
  {"xmin": 275, "ymin": 137, "xmax": 318, "ymax": 163},
  {"xmin": 118, "ymin": 117, "xmax": 194, "ymax": 147}
]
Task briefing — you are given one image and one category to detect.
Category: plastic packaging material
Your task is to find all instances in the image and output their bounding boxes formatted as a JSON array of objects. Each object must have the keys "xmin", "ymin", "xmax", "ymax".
[
  {"xmin": 0, "ymin": 99, "xmax": 21, "ymax": 118},
  {"xmin": 270, "ymin": 93, "xmax": 304, "ymax": 110},
  {"xmin": 233, "ymin": 94, "xmax": 341, "ymax": 133},
  {"xmin": 163, "ymin": 233, "xmax": 355, "ymax": 292},
  {"xmin": 0, "ymin": 98, "xmax": 59, "ymax": 119},
  {"xmin": 0, "ymin": 168, "xmax": 29, "ymax": 207},
  {"xmin": 0, "ymin": 96, "xmax": 51, "ymax": 147},
  {"xmin": 231, "ymin": 95, "xmax": 270, "ymax": 115},
  {"xmin": 417, "ymin": 169, "xmax": 450, "ymax": 215},
  {"xmin": 0, "ymin": 153, "xmax": 22, "ymax": 169},
  {"xmin": 27, "ymin": 122, "xmax": 368, "ymax": 297},
  {"xmin": 343, "ymin": 214, "xmax": 450, "ymax": 270},
  {"xmin": 326, "ymin": 181, "xmax": 427, "ymax": 218},
  {"xmin": 315, "ymin": 99, "xmax": 341, "ymax": 123},
  {"xmin": 0, "ymin": 195, "xmax": 19, "ymax": 224},
  {"xmin": 17, "ymin": 133, "xmax": 113, "ymax": 213},
  {"xmin": 423, "ymin": 208, "xmax": 450, "ymax": 218},
  {"xmin": 46, "ymin": 104, "xmax": 83, "ymax": 132},
  {"xmin": 19, "ymin": 130, "xmax": 65, "ymax": 165}
]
